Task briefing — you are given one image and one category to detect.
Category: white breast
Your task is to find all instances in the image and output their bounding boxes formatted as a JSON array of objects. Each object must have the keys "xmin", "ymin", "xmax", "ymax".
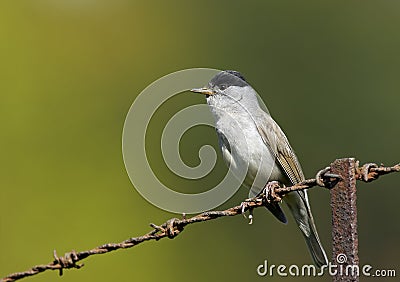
[{"xmin": 216, "ymin": 114, "xmax": 282, "ymax": 197}]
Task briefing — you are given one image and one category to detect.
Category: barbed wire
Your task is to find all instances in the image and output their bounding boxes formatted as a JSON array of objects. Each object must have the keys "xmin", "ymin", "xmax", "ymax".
[{"xmin": 1, "ymin": 160, "xmax": 399, "ymax": 282}]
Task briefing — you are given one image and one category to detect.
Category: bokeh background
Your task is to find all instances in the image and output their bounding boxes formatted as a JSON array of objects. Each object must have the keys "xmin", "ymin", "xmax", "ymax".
[{"xmin": 1, "ymin": 1, "xmax": 399, "ymax": 281}]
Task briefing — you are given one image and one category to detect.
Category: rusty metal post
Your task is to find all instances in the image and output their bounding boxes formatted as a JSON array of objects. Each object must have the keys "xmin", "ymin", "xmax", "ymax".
[{"xmin": 330, "ymin": 158, "xmax": 359, "ymax": 282}]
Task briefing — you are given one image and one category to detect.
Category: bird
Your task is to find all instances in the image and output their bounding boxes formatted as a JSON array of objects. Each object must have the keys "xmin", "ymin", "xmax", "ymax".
[{"xmin": 191, "ymin": 70, "xmax": 328, "ymax": 267}]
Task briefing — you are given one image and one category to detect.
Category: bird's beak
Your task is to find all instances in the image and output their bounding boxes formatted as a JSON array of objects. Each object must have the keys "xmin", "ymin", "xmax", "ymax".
[{"xmin": 190, "ymin": 87, "xmax": 215, "ymax": 96}]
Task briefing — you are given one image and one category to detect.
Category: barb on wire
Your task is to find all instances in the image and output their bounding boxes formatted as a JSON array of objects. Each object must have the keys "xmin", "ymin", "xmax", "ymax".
[
  {"xmin": 355, "ymin": 161, "xmax": 400, "ymax": 182},
  {"xmin": 1, "ymin": 160, "xmax": 398, "ymax": 282}
]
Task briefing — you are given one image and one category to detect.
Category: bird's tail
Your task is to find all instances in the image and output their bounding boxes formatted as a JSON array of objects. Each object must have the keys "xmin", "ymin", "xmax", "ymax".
[{"xmin": 284, "ymin": 190, "xmax": 328, "ymax": 268}]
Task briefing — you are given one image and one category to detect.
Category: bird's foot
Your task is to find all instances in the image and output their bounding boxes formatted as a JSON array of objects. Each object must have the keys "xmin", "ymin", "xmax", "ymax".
[
  {"xmin": 240, "ymin": 199, "xmax": 251, "ymax": 217},
  {"xmin": 263, "ymin": 181, "xmax": 282, "ymax": 203},
  {"xmin": 239, "ymin": 199, "xmax": 256, "ymax": 224}
]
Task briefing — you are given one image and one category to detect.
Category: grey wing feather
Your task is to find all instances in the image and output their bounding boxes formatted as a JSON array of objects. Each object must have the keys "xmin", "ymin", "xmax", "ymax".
[
  {"xmin": 255, "ymin": 114, "xmax": 305, "ymax": 185},
  {"xmin": 254, "ymin": 113, "xmax": 328, "ymax": 267},
  {"xmin": 254, "ymin": 113, "xmax": 309, "ymax": 205}
]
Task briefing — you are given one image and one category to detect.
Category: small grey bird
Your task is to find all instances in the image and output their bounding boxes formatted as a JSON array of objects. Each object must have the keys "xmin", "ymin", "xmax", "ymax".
[{"xmin": 191, "ymin": 70, "xmax": 328, "ymax": 267}]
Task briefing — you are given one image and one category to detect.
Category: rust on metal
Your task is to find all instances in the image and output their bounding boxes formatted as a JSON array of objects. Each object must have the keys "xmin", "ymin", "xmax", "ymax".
[{"xmin": 330, "ymin": 158, "xmax": 359, "ymax": 282}]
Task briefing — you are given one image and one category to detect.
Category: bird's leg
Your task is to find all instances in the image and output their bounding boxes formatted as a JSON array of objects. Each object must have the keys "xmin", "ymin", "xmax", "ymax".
[{"xmin": 263, "ymin": 180, "xmax": 282, "ymax": 203}]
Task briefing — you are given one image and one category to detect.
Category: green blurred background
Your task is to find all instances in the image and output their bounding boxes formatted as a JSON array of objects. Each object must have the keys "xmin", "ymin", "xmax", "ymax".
[{"xmin": 1, "ymin": 1, "xmax": 399, "ymax": 281}]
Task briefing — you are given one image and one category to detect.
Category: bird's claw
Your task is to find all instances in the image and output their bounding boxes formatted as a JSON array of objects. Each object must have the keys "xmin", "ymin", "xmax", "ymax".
[
  {"xmin": 240, "ymin": 199, "xmax": 255, "ymax": 224},
  {"xmin": 248, "ymin": 209, "xmax": 254, "ymax": 225},
  {"xmin": 240, "ymin": 199, "xmax": 251, "ymax": 218},
  {"xmin": 263, "ymin": 181, "xmax": 281, "ymax": 203}
]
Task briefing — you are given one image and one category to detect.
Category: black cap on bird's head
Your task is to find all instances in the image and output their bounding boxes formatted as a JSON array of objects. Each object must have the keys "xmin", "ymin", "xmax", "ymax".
[
  {"xmin": 210, "ymin": 70, "xmax": 248, "ymax": 88},
  {"xmin": 191, "ymin": 70, "xmax": 248, "ymax": 96}
]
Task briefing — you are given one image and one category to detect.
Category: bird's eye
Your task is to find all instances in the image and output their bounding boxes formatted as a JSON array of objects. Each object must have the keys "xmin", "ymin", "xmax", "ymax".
[{"xmin": 219, "ymin": 84, "xmax": 227, "ymax": 90}]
